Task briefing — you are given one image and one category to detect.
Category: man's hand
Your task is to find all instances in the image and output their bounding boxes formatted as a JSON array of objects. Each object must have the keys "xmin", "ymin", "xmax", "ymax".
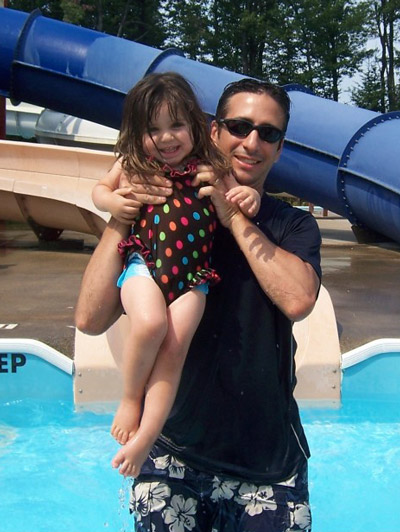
[
  {"xmin": 109, "ymin": 172, "xmax": 174, "ymax": 224},
  {"xmin": 120, "ymin": 172, "xmax": 173, "ymax": 206},
  {"xmin": 94, "ymin": 160, "xmax": 173, "ymax": 223},
  {"xmin": 193, "ymin": 165, "xmax": 242, "ymax": 229}
]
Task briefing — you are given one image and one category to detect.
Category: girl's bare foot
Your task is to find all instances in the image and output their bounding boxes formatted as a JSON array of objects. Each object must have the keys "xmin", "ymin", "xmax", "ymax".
[
  {"xmin": 110, "ymin": 398, "xmax": 141, "ymax": 444},
  {"xmin": 111, "ymin": 430, "xmax": 154, "ymax": 478}
]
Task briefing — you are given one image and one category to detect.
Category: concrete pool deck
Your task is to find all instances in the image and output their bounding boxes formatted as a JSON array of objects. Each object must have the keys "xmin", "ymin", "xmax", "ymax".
[{"xmin": 1, "ymin": 214, "xmax": 399, "ymax": 359}]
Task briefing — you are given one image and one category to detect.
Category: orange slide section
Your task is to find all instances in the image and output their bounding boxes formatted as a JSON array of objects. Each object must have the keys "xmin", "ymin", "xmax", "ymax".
[{"xmin": 0, "ymin": 140, "xmax": 113, "ymax": 239}]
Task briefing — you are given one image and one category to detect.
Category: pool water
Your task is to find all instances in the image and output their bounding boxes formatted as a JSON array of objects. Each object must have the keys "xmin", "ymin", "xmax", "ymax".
[
  {"xmin": 1, "ymin": 397, "xmax": 399, "ymax": 532},
  {"xmin": 1, "ymin": 349, "xmax": 400, "ymax": 532},
  {"xmin": 0, "ymin": 399, "xmax": 131, "ymax": 532},
  {"xmin": 303, "ymin": 350, "xmax": 400, "ymax": 532},
  {"xmin": 302, "ymin": 399, "xmax": 400, "ymax": 532}
]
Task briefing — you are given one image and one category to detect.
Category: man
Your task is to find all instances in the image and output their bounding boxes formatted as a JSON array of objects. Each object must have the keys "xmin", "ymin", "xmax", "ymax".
[{"xmin": 75, "ymin": 79, "xmax": 321, "ymax": 531}]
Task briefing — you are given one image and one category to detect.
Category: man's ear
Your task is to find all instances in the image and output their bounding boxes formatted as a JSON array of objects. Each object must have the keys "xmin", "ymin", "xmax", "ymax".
[{"xmin": 210, "ymin": 120, "xmax": 219, "ymax": 143}]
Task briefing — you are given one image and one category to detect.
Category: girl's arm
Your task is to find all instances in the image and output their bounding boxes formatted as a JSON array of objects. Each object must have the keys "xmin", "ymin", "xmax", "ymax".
[{"xmin": 92, "ymin": 160, "xmax": 141, "ymax": 225}]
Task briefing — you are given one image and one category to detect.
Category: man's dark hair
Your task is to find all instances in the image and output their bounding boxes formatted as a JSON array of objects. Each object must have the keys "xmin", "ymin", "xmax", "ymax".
[{"xmin": 215, "ymin": 78, "xmax": 291, "ymax": 131}]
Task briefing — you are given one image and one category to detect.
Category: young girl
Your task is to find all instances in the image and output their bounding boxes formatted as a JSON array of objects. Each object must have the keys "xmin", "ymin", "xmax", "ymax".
[{"xmin": 92, "ymin": 72, "xmax": 260, "ymax": 477}]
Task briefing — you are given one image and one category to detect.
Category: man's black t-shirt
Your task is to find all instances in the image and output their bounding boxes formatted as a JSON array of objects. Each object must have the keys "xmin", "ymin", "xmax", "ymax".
[{"xmin": 158, "ymin": 193, "xmax": 322, "ymax": 483}]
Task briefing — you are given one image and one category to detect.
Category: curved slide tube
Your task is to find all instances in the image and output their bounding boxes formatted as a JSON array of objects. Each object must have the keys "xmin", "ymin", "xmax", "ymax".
[{"xmin": 1, "ymin": 7, "xmax": 400, "ymax": 243}]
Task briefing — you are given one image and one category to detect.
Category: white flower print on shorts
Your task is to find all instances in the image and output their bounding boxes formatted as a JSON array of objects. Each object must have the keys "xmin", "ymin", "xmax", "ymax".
[{"xmin": 130, "ymin": 443, "xmax": 311, "ymax": 532}]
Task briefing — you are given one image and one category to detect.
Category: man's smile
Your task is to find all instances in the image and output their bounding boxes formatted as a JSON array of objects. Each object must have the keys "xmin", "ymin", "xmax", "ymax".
[{"xmin": 233, "ymin": 153, "xmax": 262, "ymax": 166}]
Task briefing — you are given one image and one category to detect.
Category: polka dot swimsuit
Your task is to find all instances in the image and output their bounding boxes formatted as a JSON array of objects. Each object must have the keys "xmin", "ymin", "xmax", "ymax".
[{"xmin": 118, "ymin": 160, "xmax": 220, "ymax": 304}]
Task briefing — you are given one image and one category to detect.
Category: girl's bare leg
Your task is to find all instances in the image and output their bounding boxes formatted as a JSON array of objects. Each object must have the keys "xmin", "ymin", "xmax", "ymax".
[
  {"xmin": 111, "ymin": 276, "xmax": 168, "ymax": 445},
  {"xmin": 112, "ymin": 288, "xmax": 206, "ymax": 477}
]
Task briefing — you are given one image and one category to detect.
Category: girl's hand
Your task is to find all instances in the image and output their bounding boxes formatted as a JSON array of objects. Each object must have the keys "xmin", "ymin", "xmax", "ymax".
[
  {"xmin": 107, "ymin": 187, "xmax": 142, "ymax": 224},
  {"xmin": 194, "ymin": 167, "xmax": 260, "ymax": 227},
  {"xmin": 225, "ymin": 186, "xmax": 261, "ymax": 218},
  {"xmin": 195, "ymin": 168, "xmax": 242, "ymax": 229}
]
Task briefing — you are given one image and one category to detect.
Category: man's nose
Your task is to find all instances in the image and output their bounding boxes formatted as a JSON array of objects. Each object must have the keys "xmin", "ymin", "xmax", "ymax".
[{"xmin": 242, "ymin": 129, "xmax": 260, "ymax": 150}]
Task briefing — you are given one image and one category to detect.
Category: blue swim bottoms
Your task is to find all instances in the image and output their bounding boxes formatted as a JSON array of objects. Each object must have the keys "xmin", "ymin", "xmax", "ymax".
[
  {"xmin": 117, "ymin": 253, "xmax": 152, "ymax": 287},
  {"xmin": 117, "ymin": 253, "xmax": 208, "ymax": 294}
]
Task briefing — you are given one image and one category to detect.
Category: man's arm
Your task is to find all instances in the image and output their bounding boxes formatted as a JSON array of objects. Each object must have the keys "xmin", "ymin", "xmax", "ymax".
[
  {"xmin": 75, "ymin": 217, "xmax": 127, "ymax": 335},
  {"xmin": 226, "ymin": 210, "xmax": 319, "ymax": 321},
  {"xmin": 198, "ymin": 181, "xmax": 319, "ymax": 322}
]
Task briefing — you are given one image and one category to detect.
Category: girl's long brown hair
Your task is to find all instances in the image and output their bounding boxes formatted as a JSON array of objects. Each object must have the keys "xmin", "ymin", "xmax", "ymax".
[{"xmin": 115, "ymin": 72, "xmax": 229, "ymax": 180}]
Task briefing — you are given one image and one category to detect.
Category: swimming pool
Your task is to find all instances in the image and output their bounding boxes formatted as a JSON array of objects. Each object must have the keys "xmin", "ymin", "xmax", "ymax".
[
  {"xmin": 1, "ymin": 340, "xmax": 399, "ymax": 532},
  {"xmin": 0, "ymin": 398, "xmax": 129, "ymax": 532}
]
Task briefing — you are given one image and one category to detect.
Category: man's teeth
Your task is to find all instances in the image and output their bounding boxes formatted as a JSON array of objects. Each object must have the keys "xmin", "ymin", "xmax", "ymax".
[{"xmin": 237, "ymin": 156, "xmax": 258, "ymax": 165}]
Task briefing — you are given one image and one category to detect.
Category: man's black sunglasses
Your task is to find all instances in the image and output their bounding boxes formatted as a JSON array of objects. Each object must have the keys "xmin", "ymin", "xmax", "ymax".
[{"xmin": 217, "ymin": 118, "xmax": 285, "ymax": 144}]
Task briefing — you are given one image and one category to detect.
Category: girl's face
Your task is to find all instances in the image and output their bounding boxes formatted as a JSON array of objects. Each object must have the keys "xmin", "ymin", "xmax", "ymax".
[{"xmin": 143, "ymin": 102, "xmax": 194, "ymax": 168}]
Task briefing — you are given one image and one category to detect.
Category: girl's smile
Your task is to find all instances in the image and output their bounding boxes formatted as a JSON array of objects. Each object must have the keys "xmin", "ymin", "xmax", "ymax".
[{"xmin": 143, "ymin": 103, "xmax": 194, "ymax": 169}]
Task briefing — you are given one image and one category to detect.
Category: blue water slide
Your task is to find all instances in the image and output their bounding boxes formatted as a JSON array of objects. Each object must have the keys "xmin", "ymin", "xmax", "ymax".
[{"xmin": 1, "ymin": 7, "xmax": 400, "ymax": 243}]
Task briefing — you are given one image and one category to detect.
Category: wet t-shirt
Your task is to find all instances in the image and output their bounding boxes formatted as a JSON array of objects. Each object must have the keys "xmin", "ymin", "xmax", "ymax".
[{"xmin": 158, "ymin": 193, "xmax": 322, "ymax": 483}]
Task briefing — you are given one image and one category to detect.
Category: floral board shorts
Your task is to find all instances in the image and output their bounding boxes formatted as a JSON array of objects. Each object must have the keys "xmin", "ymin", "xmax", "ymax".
[{"xmin": 130, "ymin": 443, "xmax": 312, "ymax": 532}]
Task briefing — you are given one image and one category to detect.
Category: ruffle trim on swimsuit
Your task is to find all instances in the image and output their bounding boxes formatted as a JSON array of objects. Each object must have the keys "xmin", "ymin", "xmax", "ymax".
[
  {"xmin": 117, "ymin": 234, "xmax": 155, "ymax": 270},
  {"xmin": 160, "ymin": 159, "xmax": 199, "ymax": 178},
  {"xmin": 189, "ymin": 268, "xmax": 221, "ymax": 288}
]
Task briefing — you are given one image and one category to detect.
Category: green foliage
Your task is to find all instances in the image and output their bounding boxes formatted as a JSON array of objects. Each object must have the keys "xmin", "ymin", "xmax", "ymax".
[
  {"xmin": 60, "ymin": 0, "xmax": 87, "ymax": 24},
  {"xmin": 350, "ymin": 0, "xmax": 400, "ymax": 111},
  {"xmin": 162, "ymin": 0, "xmax": 278, "ymax": 76},
  {"xmin": 162, "ymin": 0, "xmax": 210, "ymax": 60},
  {"xmin": 97, "ymin": 0, "xmax": 166, "ymax": 46},
  {"xmin": 8, "ymin": 0, "xmax": 64, "ymax": 19},
  {"xmin": 8, "ymin": 0, "xmax": 166, "ymax": 45},
  {"xmin": 163, "ymin": 0, "xmax": 371, "ymax": 101},
  {"xmin": 266, "ymin": 0, "xmax": 370, "ymax": 100},
  {"xmin": 350, "ymin": 55, "xmax": 387, "ymax": 111}
]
